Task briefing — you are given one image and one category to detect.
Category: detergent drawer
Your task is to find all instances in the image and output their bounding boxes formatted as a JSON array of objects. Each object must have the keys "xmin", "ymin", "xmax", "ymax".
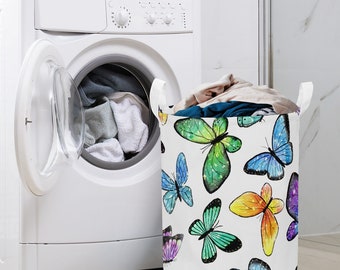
[{"xmin": 35, "ymin": 0, "xmax": 107, "ymax": 33}]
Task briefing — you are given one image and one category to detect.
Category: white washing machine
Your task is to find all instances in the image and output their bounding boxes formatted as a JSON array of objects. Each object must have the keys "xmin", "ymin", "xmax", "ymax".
[{"xmin": 14, "ymin": 0, "xmax": 200, "ymax": 269}]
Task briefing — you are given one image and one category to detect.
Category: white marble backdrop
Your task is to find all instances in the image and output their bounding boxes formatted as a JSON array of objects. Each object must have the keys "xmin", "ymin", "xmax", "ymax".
[
  {"xmin": 271, "ymin": 0, "xmax": 340, "ymax": 235},
  {"xmin": 201, "ymin": 0, "xmax": 259, "ymax": 84}
]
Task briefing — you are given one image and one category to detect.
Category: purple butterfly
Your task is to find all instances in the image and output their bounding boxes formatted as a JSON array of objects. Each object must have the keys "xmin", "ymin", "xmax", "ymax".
[
  {"xmin": 286, "ymin": 172, "xmax": 298, "ymax": 241},
  {"xmin": 162, "ymin": 225, "xmax": 184, "ymax": 263}
]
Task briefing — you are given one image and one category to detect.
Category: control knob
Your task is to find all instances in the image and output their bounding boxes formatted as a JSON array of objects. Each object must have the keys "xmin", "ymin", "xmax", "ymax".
[
  {"xmin": 114, "ymin": 9, "xmax": 130, "ymax": 27},
  {"xmin": 163, "ymin": 13, "xmax": 173, "ymax": 25},
  {"xmin": 146, "ymin": 13, "xmax": 157, "ymax": 24}
]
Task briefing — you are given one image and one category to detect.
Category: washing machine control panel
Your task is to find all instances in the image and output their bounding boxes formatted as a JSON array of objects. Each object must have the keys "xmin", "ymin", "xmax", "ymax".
[{"xmin": 104, "ymin": 0, "xmax": 194, "ymax": 33}]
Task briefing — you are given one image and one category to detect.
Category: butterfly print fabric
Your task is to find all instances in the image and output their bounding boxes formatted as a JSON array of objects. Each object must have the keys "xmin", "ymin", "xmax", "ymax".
[{"xmin": 157, "ymin": 112, "xmax": 300, "ymax": 269}]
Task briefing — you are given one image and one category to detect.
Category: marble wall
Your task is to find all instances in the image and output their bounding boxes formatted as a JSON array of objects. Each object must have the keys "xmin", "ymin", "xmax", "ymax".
[
  {"xmin": 201, "ymin": 0, "xmax": 259, "ymax": 84},
  {"xmin": 271, "ymin": 0, "xmax": 340, "ymax": 235}
]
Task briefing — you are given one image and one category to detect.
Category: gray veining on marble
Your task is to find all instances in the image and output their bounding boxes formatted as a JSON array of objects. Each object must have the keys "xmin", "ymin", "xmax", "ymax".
[
  {"xmin": 300, "ymin": 106, "xmax": 319, "ymax": 158},
  {"xmin": 301, "ymin": 0, "xmax": 319, "ymax": 32},
  {"xmin": 320, "ymin": 84, "xmax": 340, "ymax": 101}
]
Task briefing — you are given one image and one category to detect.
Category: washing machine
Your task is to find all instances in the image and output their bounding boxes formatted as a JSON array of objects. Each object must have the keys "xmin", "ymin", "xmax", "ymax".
[{"xmin": 14, "ymin": 0, "xmax": 200, "ymax": 269}]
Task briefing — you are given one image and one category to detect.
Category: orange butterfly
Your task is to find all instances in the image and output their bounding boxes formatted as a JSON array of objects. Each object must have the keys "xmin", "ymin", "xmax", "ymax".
[
  {"xmin": 229, "ymin": 183, "xmax": 283, "ymax": 256},
  {"xmin": 158, "ymin": 106, "xmax": 168, "ymax": 125}
]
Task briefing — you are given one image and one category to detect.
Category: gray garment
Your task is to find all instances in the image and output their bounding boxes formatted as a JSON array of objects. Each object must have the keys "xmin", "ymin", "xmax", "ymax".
[
  {"xmin": 84, "ymin": 97, "xmax": 118, "ymax": 147},
  {"xmin": 79, "ymin": 64, "xmax": 147, "ymax": 107}
]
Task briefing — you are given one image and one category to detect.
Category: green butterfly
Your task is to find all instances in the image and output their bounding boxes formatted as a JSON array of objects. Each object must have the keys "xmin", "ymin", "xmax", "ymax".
[
  {"xmin": 174, "ymin": 117, "xmax": 242, "ymax": 193},
  {"xmin": 188, "ymin": 198, "xmax": 242, "ymax": 264},
  {"xmin": 237, "ymin": 115, "xmax": 263, "ymax": 127}
]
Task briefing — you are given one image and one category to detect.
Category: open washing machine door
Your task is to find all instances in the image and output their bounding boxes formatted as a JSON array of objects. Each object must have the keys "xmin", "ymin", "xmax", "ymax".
[{"xmin": 15, "ymin": 39, "xmax": 85, "ymax": 196}]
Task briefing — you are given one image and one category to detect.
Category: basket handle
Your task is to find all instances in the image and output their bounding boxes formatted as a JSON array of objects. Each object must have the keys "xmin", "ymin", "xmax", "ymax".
[
  {"xmin": 296, "ymin": 82, "xmax": 313, "ymax": 116},
  {"xmin": 150, "ymin": 78, "xmax": 169, "ymax": 119}
]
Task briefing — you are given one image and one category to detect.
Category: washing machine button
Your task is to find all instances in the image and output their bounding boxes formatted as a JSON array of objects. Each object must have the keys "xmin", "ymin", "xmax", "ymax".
[
  {"xmin": 139, "ymin": 1, "xmax": 148, "ymax": 8},
  {"xmin": 159, "ymin": 1, "xmax": 167, "ymax": 9},
  {"xmin": 168, "ymin": 2, "xmax": 175, "ymax": 9},
  {"xmin": 108, "ymin": 0, "xmax": 114, "ymax": 8},
  {"xmin": 179, "ymin": 2, "xmax": 186, "ymax": 10},
  {"xmin": 149, "ymin": 1, "xmax": 157, "ymax": 8}
]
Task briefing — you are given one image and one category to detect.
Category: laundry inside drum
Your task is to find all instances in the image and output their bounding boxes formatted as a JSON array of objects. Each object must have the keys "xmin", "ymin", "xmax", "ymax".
[{"xmin": 77, "ymin": 63, "xmax": 159, "ymax": 170}]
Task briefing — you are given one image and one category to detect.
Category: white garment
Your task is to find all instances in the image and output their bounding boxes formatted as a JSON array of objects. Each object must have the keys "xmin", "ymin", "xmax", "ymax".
[
  {"xmin": 109, "ymin": 92, "xmax": 149, "ymax": 153},
  {"xmin": 174, "ymin": 75, "xmax": 299, "ymax": 114},
  {"xmin": 86, "ymin": 138, "xmax": 124, "ymax": 162},
  {"xmin": 198, "ymin": 81, "xmax": 299, "ymax": 114},
  {"xmin": 173, "ymin": 74, "xmax": 236, "ymax": 112}
]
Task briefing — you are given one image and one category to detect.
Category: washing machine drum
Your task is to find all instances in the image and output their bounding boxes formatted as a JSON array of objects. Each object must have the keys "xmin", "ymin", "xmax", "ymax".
[{"xmin": 77, "ymin": 62, "xmax": 159, "ymax": 170}]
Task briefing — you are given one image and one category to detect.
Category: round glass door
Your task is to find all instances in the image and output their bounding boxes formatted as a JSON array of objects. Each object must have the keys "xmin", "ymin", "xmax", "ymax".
[{"xmin": 15, "ymin": 40, "xmax": 85, "ymax": 195}]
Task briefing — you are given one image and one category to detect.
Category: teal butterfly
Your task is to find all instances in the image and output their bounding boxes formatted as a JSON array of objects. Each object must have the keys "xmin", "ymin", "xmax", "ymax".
[
  {"xmin": 237, "ymin": 116, "xmax": 263, "ymax": 127},
  {"xmin": 188, "ymin": 198, "xmax": 242, "ymax": 264},
  {"xmin": 174, "ymin": 118, "xmax": 242, "ymax": 193}
]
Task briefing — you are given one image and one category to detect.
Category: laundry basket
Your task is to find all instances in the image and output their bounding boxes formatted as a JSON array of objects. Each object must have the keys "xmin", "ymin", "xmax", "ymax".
[{"xmin": 150, "ymin": 79, "xmax": 313, "ymax": 270}]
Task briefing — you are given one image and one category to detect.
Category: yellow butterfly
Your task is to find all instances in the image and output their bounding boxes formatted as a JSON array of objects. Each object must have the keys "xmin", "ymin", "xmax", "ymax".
[
  {"xmin": 158, "ymin": 106, "xmax": 168, "ymax": 125},
  {"xmin": 229, "ymin": 183, "xmax": 283, "ymax": 256}
]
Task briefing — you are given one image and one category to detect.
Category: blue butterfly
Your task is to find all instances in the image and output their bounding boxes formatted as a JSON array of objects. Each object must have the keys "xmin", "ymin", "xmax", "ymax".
[
  {"xmin": 244, "ymin": 114, "xmax": 293, "ymax": 180},
  {"xmin": 230, "ymin": 257, "xmax": 271, "ymax": 270},
  {"xmin": 248, "ymin": 258, "xmax": 271, "ymax": 270},
  {"xmin": 162, "ymin": 152, "xmax": 193, "ymax": 214}
]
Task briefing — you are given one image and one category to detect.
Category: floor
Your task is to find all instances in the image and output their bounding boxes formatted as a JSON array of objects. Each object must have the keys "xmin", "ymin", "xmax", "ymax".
[
  {"xmin": 150, "ymin": 233, "xmax": 340, "ymax": 269},
  {"xmin": 299, "ymin": 233, "xmax": 340, "ymax": 269}
]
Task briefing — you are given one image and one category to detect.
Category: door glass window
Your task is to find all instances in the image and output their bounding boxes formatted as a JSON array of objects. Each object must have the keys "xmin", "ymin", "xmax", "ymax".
[{"xmin": 41, "ymin": 61, "xmax": 85, "ymax": 175}]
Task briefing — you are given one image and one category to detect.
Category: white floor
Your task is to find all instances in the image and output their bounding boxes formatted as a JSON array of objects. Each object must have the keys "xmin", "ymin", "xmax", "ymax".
[
  {"xmin": 152, "ymin": 234, "xmax": 340, "ymax": 269},
  {"xmin": 299, "ymin": 233, "xmax": 340, "ymax": 269}
]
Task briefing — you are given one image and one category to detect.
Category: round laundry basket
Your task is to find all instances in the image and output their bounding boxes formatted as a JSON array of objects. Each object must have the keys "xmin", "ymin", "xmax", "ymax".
[{"xmin": 150, "ymin": 79, "xmax": 313, "ymax": 270}]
